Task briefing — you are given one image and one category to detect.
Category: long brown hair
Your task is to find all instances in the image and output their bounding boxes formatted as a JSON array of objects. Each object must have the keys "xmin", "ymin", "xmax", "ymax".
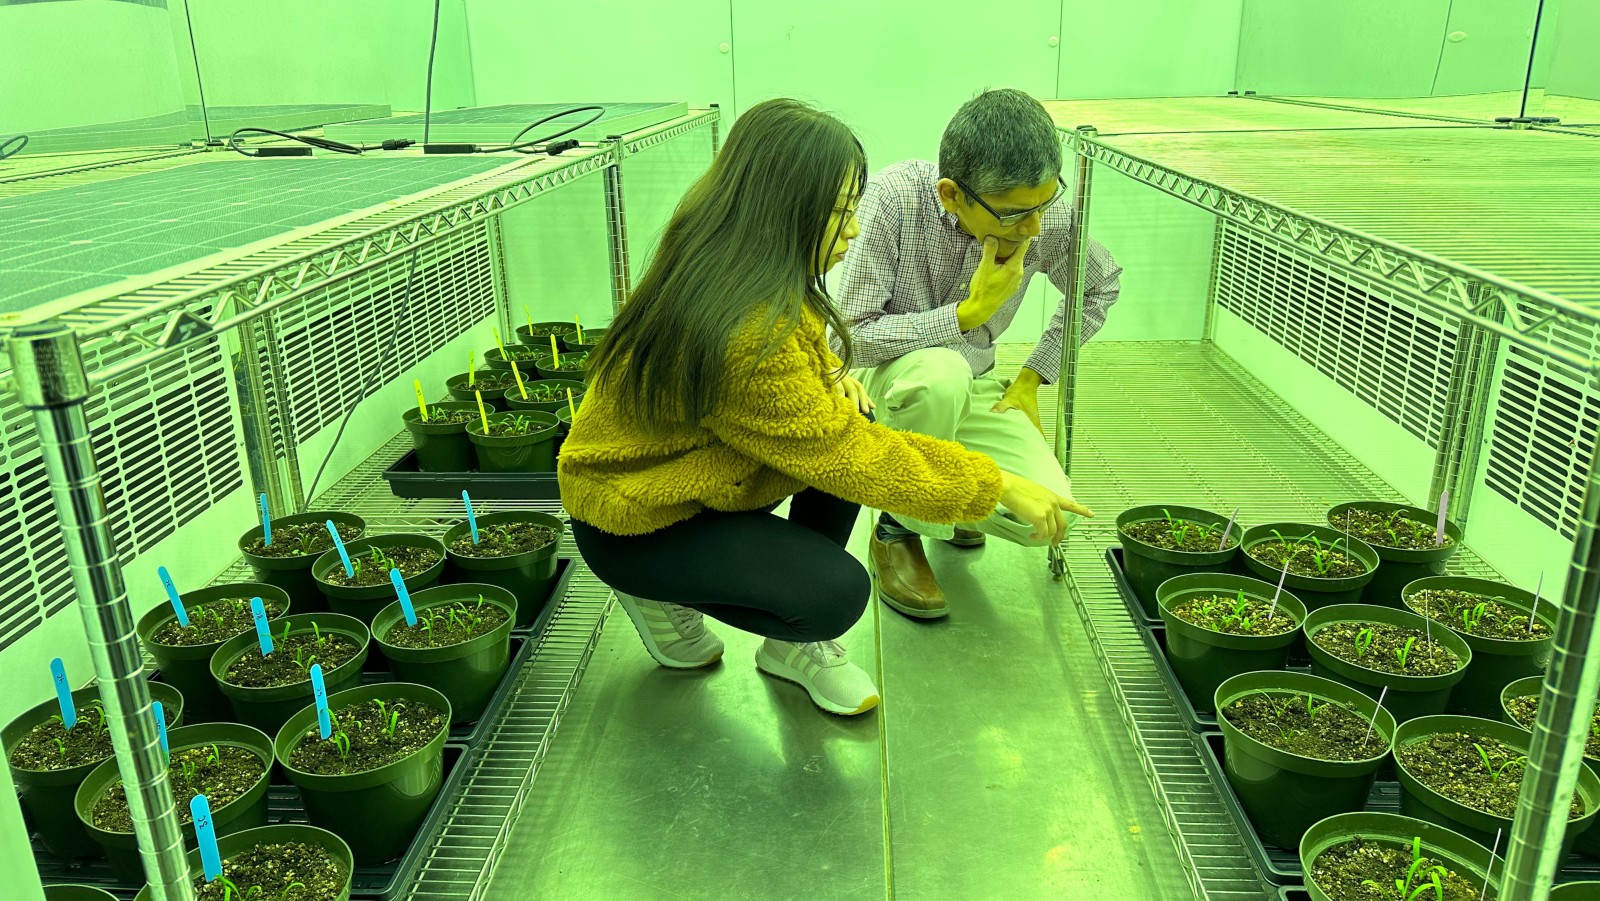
[{"xmin": 587, "ymin": 98, "xmax": 867, "ymax": 434}]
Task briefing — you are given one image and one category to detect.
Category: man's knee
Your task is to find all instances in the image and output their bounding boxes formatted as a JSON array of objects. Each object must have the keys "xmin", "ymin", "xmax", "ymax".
[{"xmin": 883, "ymin": 348, "xmax": 972, "ymax": 410}]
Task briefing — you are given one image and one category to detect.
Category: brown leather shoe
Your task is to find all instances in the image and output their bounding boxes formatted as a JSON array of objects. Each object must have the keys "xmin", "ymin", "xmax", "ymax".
[
  {"xmin": 946, "ymin": 528, "xmax": 986, "ymax": 548},
  {"xmin": 869, "ymin": 533, "xmax": 948, "ymax": 619}
]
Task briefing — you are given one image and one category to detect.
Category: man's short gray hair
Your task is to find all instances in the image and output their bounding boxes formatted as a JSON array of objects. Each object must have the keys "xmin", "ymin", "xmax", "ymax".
[{"xmin": 939, "ymin": 88, "xmax": 1061, "ymax": 198}]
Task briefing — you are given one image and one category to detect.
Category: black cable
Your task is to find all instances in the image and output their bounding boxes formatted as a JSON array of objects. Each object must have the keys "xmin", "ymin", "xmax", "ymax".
[
  {"xmin": 227, "ymin": 127, "xmax": 363, "ymax": 157},
  {"xmin": 423, "ymin": 0, "xmax": 441, "ymax": 146},
  {"xmin": 0, "ymin": 134, "xmax": 27, "ymax": 161},
  {"xmin": 477, "ymin": 106, "xmax": 605, "ymax": 154}
]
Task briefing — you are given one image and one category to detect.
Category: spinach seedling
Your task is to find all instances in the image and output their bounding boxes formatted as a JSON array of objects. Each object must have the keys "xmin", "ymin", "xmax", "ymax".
[
  {"xmin": 1474, "ymin": 743, "xmax": 1526, "ymax": 783},
  {"xmin": 1362, "ymin": 835, "xmax": 1448, "ymax": 900},
  {"xmin": 1395, "ymin": 636, "xmax": 1417, "ymax": 669},
  {"xmin": 1353, "ymin": 627, "xmax": 1376, "ymax": 658},
  {"xmin": 1460, "ymin": 602, "xmax": 1494, "ymax": 633}
]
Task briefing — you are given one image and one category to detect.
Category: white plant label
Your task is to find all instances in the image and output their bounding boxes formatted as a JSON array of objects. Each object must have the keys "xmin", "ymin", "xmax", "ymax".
[
  {"xmin": 1435, "ymin": 491, "xmax": 1450, "ymax": 546},
  {"xmin": 1218, "ymin": 508, "xmax": 1239, "ymax": 551}
]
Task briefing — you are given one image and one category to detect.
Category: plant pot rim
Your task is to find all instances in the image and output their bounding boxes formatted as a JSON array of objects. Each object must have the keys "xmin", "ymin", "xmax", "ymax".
[
  {"xmin": 1241, "ymin": 521, "xmax": 1382, "ymax": 579},
  {"xmin": 272, "ymin": 682, "xmax": 452, "ymax": 787},
  {"xmin": 1402, "ymin": 577, "xmax": 1558, "ymax": 652},
  {"xmin": 210, "ymin": 612, "xmax": 370, "ymax": 692},
  {"xmin": 131, "ymin": 823, "xmax": 354, "ymax": 901},
  {"xmin": 1215, "ymin": 670, "xmax": 1396, "ymax": 769},
  {"xmin": 1157, "ymin": 574, "xmax": 1307, "ymax": 648},
  {"xmin": 4, "ymin": 682, "xmax": 186, "ymax": 776},
  {"xmin": 372, "ymin": 585, "xmax": 517, "ymax": 658},
  {"xmin": 1304, "ymin": 603, "xmax": 1472, "ymax": 685},
  {"xmin": 1325, "ymin": 501, "xmax": 1464, "ymax": 559},
  {"xmin": 442, "ymin": 511, "xmax": 564, "ymax": 561},
  {"xmin": 238, "ymin": 512, "xmax": 366, "ymax": 561},
  {"xmin": 138, "ymin": 582, "xmax": 293, "ymax": 652},
  {"xmin": 74, "ymin": 722, "xmax": 273, "ymax": 838},
  {"xmin": 466, "ymin": 412, "xmax": 560, "ymax": 441},
  {"xmin": 310, "ymin": 533, "xmax": 448, "ymax": 592},
  {"xmin": 1116, "ymin": 504, "xmax": 1242, "ymax": 561},
  {"xmin": 1299, "ymin": 810, "xmax": 1503, "ymax": 898}
]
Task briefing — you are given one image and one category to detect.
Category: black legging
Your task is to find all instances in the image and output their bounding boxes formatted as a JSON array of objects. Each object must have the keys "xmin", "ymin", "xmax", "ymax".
[{"xmin": 571, "ymin": 489, "xmax": 869, "ymax": 643}]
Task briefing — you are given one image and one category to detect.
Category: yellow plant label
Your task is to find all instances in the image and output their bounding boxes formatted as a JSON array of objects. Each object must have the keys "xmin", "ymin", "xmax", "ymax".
[{"xmin": 413, "ymin": 380, "xmax": 428, "ymax": 422}]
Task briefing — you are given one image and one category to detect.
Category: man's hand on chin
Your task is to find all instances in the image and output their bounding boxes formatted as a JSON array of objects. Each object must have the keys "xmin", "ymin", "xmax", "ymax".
[{"xmin": 993, "ymin": 368, "xmax": 1046, "ymax": 435}]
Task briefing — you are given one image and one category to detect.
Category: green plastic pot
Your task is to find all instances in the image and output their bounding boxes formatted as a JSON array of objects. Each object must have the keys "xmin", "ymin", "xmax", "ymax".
[
  {"xmin": 514, "ymin": 321, "xmax": 576, "ymax": 346},
  {"xmin": 532, "ymin": 354, "xmax": 592, "ymax": 383},
  {"xmin": 1553, "ymin": 882, "xmax": 1600, "ymax": 899},
  {"xmin": 74, "ymin": 722, "xmax": 274, "ymax": 881},
  {"xmin": 1304, "ymin": 604, "xmax": 1472, "ymax": 723},
  {"xmin": 1498, "ymin": 675, "xmax": 1600, "ymax": 858},
  {"xmin": 504, "ymin": 379, "xmax": 585, "ymax": 414},
  {"xmin": 138, "ymin": 583, "xmax": 291, "ymax": 724},
  {"xmin": 3, "ymin": 682, "xmax": 185, "ymax": 858},
  {"xmin": 1394, "ymin": 714, "xmax": 1600, "ymax": 857},
  {"xmin": 274, "ymin": 682, "xmax": 452, "ymax": 864},
  {"xmin": 43, "ymin": 886, "xmax": 119, "ymax": 901},
  {"xmin": 1215, "ymin": 671, "xmax": 1395, "ymax": 849},
  {"xmin": 1403, "ymin": 576, "xmax": 1556, "ymax": 719},
  {"xmin": 561, "ymin": 328, "xmax": 606, "ymax": 353},
  {"xmin": 312, "ymin": 534, "xmax": 448, "ymax": 625},
  {"xmin": 555, "ymin": 405, "xmax": 574, "ymax": 459},
  {"xmin": 447, "ymin": 370, "xmax": 512, "ymax": 411},
  {"xmin": 403, "ymin": 403, "xmax": 479, "ymax": 473},
  {"xmin": 1115, "ymin": 505, "xmax": 1242, "ymax": 619},
  {"xmin": 239, "ymin": 512, "xmax": 367, "ymax": 614},
  {"xmin": 443, "ymin": 511, "xmax": 565, "ymax": 628},
  {"xmin": 1156, "ymin": 573, "xmax": 1307, "ymax": 713},
  {"xmin": 1239, "ymin": 523, "xmax": 1380, "ymax": 610},
  {"xmin": 211, "ymin": 613, "xmax": 369, "ymax": 735},
  {"xmin": 1298, "ymin": 811, "xmax": 1501, "ymax": 901},
  {"xmin": 374, "ymin": 584, "xmax": 516, "ymax": 723},
  {"xmin": 1327, "ymin": 502, "xmax": 1463, "ymax": 608},
  {"xmin": 132, "ymin": 823, "xmax": 354, "ymax": 901},
  {"xmin": 483, "ymin": 346, "xmax": 545, "ymax": 372},
  {"xmin": 467, "ymin": 412, "xmax": 559, "ymax": 473}
]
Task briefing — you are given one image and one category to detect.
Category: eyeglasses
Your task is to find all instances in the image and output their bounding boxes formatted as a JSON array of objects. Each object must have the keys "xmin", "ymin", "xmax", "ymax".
[{"xmin": 950, "ymin": 174, "xmax": 1064, "ymax": 226}]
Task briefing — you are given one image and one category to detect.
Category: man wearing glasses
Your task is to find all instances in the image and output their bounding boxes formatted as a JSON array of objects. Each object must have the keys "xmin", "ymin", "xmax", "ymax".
[{"xmin": 834, "ymin": 88, "xmax": 1122, "ymax": 621}]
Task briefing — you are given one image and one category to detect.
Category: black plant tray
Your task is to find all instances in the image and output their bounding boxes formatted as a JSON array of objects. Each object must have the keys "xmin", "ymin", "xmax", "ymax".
[
  {"xmin": 30, "ymin": 743, "xmax": 472, "ymax": 901},
  {"xmin": 1106, "ymin": 546, "xmax": 1162, "ymax": 626},
  {"xmin": 365, "ymin": 636, "xmax": 531, "ymax": 750},
  {"xmin": 383, "ymin": 450, "xmax": 558, "ymax": 499},
  {"xmin": 1279, "ymin": 890, "xmax": 1309, "ymax": 900},
  {"xmin": 514, "ymin": 557, "xmax": 576, "ymax": 639},
  {"xmin": 1197, "ymin": 731, "xmax": 1600, "ymax": 887}
]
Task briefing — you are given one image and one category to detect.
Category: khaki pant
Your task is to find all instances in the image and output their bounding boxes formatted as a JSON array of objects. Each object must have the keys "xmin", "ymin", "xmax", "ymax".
[{"xmin": 856, "ymin": 348, "xmax": 1078, "ymax": 548}]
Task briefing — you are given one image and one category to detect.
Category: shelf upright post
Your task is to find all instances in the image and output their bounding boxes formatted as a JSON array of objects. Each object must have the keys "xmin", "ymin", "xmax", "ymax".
[
  {"xmin": 604, "ymin": 134, "xmax": 633, "ymax": 314},
  {"xmin": 258, "ymin": 311, "xmax": 305, "ymax": 511},
  {"xmin": 1049, "ymin": 124, "xmax": 1099, "ymax": 577},
  {"xmin": 486, "ymin": 214, "xmax": 512, "ymax": 346},
  {"xmin": 1427, "ymin": 290, "xmax": 1501, "ymax": 532},
  {"xmin": 1503, "ymin": 455, "xmax": 1600, "ymax": 899},
  {"xmin": 234, "ymin": 315, "xmax": 287, "ymax": 515},
  {"xmin": 7, "ymin": 321, "xmax": 194, "ymax": 901},
  {"xmin": 709, "ymin": 104, "xmax": 723, "ymax": 153}
]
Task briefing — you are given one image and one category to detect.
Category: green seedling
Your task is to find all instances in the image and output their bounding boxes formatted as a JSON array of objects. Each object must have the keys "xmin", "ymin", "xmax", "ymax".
[
  {"xmin": 1306, "ymin": 696, "xmax": 1332, "ymax": 719},
  {"xmin": 206, "ymin": 743, "xmax": 220, "ymax": 766},
  {"xmin": 1160, "ymin": 508, "xmax": 1193, "ymax": 545},
  {"xmin": 1362, "ymin": 836, "xmax": 1449, "ymax": 901},
  {"xmin": 420, "ymin": 618, "xmax": 435, "ymax": 642},
  {"xmin": 293, "ymin": 647, "xmax": 317, "ymax": 672},
  {"xmin": 312, "ymin": 622, "xmax": 324, "ymax": 647},
  {"xmin": 179, "ymin": 758, "xmax": 197, "ymax": 780},
  {"xmin": 281, "ymin": 620, "xmax": 292, "ymax": 644},
  {"xmin": 1461, "ymin": 602, "xmax": 1495, "ymax": 633},
  {"xmin": 296, "ymin": 533, "xmax": 322, "ymax": 555},
  {"xmin": 1396, "ymin": 636, "xmax": 1417, "ymax": 669},
  {"xmin": 1354, "ymin": 628, "xmax": 1377, "ymax": 658},
  {"xmin": 329, "ymin": 731, "xmax": 351, "ymax": 762},
  {"xmin": 276, "ymin": 884, "xmax": 306, "ymax": 901},
  {"xmin": 53, "ymin": 738, "xmax": 68, "ymax": 761},
  {"xmin": 82, "ymin": 700, "xmax": 109, "ymax": 737},
  {"xmin": 1474, "ymin": 743, "xmax": 1527, "ymax": 783},
  {"xmin": 374, "ymin": 699, "xmax": 389, "ymax": 721},
  {"xmin": 383, "ymin": 710, "xmax": 400, "ymax": 738}
]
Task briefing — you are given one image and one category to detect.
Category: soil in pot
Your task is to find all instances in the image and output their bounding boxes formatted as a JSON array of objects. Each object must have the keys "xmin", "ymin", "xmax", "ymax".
[
  {"xmin": 448, "ymin": 521, "xmax": 558, "ymax": 560},
  {"xmin": 1120, "ymin": 514, "xmax": 1239, "ymax": 553},
  {"xmin": 1409, "ymin": 590, "xmax": 1551, "ymax": 642},
  {"xmin": 535, "ymin": 352, "xmax": 591, "ymax": 375},
  {"xmin": 1221, "ymin": 691, "xmax": 1388, "ymax": 761},
  {"xmin": 223, "ymin": 631, "xmax": 362, "ymax": 688},
  {"xmin": 470, "ymin": 413, "xmax": 551, "ymax": 439},
  {"xmin": 287, "ymin": 697, "xmax": 448, "ymax": 775},
  {"xmin": 8, "ymin": 701, "xmax": 179, "ymax": 771},
  {"xmin": 487, "ymin": 346, "xmax": 544, "ymax": 366},
  {"xmin": 1309, "ymin": 835, "xmax": 1490, "ymax": 901},
  {"xmin": 1396, "ymin": 730, "xmax": 1585, "ymax": 821},
  {"xmin": 89, "ymin": 744, "xmax": 264, "ymax": 833},
  {"xmin": 517, "ymin": 323, "xmax": 574, "ymax": 341},
  {"xmin": 1168, "ymin": 592, "xmax": 1297, "ymax": 637},
  {"xmin": 1504, "ymin": 693, "xmax": 1600, "ymax": 760},
  {"xmin": 186, "ymin": 840, "xmax": 347, "ymax": 901},
  {"xmin": 409, "ymin": 406, "xmax": 478, "ymax": 428},
  {"xmin": 1247, "ymin": 535, "xmax": 1367, "ymax": 580},
  {"xmin": 450, "ymin": 370, "xmax": 519, "ymax": 396},
  {"xmin": 384, "ymin": 597, "xmax": 510, "ymax": 649},
  {"xmin": 1333, "ymin": 507, "xmax": 1456, "ymax": 553},
  {"xmin": 152, "ymin": 596, "xmax": 287, "ymax": 646},
  {"xmin": 319, "ymin": 544, "xmax": 443, "ymax": 589},
  {"xmin": 243, "ymin": 521, "xmax": 360, "ymax": 561},
  {"xmin": 1311, "ymin": 622, "xmax": 1462, "ymax": 677}
]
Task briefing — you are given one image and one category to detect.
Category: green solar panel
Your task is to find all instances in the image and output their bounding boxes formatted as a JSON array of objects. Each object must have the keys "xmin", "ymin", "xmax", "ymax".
[
  {"xmin": 323, "ymin": 102, "xmax": 689, "ymax": 145},
  {"xmin": 14, "ymin": 104, "xmax": 393, "ymax": 155},
  {"xmin": 0, "ymin": 156, "xmax": 506, "ymax": 314}
]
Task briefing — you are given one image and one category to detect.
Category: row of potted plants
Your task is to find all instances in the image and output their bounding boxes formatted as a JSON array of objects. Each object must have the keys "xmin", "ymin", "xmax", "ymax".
[{"xmin": 408, "ymin": 370, "xmax": 586, "ymax": 474}]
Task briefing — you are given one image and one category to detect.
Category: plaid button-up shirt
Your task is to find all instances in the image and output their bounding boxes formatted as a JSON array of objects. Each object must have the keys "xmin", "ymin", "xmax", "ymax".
[{"xmin": 831, "ymin": 160, "xmax": 1122, "ymax": 383}]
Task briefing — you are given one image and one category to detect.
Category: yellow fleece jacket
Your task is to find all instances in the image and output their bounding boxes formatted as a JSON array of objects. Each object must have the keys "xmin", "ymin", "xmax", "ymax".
[{"xmin": 557, "ymin": 310, "xmax": 1004, "ymax": 536}]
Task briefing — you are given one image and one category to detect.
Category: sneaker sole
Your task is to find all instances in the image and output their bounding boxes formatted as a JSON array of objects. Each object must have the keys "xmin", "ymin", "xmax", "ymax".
[
  {"xmin": 615, "ymin": 595, "xmax": 724, "ymax": 669},
  {"xmin": 869, "ymin": 567, "xmax": 948, "ymax": 620},
  {"xmin": 944, "ymin": 535, "xmax": 986, "ymax": 548},
  {"xmin": 755, "ymin": 648, "xmax": 879, "ymax": 716}
]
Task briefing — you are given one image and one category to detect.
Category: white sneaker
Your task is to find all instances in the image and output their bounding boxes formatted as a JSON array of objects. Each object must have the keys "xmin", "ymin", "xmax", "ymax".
[
  {"xmin": 614, "ymin": 592, "xmax": 724, "ymax": 669},
  {"xmin": 755, "ymin": 638, "xmax": 880, "ymax": 716}
]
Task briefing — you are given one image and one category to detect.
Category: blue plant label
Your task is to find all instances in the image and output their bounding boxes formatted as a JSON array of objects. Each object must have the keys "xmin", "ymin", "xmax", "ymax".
[
  {"xmin": 158, "ymin": 565, "xmax": 189, "ymax": 628},
  {"xmin": 391, "ymin": 568, "xmax": 418, "ymax": 626},
  {"xmin": 260, "ymin": 493, "xmax": 272, "ymax": 546},
  {"xmin": 154, "ymin": 701, "xmax": 169, "ymax": 758},
  {"xmin": 462, "ymin": 490, "xmax": 480, "ymax": 544},
  {"xmin": 326, "ymin": 519, "xmax": 354, "ymax": 577},
  {"xmin": 250, "ymin": 597, "xmax": 274, "ymax": 656},
  {"xmin": 50, "ymin": 658, "xmax": 76, "ymax": 730},
  {"xmin": 192, "ymin": 794, "xmax": 222, "ymax": 881},
  {"xmin": 310, "ymin": 663, "xmax": 332, "ymax": 740}
]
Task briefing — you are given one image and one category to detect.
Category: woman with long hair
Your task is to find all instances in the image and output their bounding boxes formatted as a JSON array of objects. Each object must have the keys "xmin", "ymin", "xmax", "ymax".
[{"xmin": 557, "ymin": 99, "xmax": 1091, "ymax": 716}]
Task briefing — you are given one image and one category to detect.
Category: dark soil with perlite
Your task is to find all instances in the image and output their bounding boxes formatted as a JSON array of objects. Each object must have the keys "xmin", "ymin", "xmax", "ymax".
[
  {"xmin": 91, "ymin": 744, "xmax": 264, "ymax": 832},
  {"xmin": 522, "ymin": 384, "xmax": 578, "ymax": 402},
  {"xmin": 1333, "ymin": 507, "xmax": 1455, "ymax": 551},
  {"xmin": 7, "ymin": 703, "xmax": 178, "ymax": 771},
  {"xmin": 1168, "ymin": 594, "xmax": 1297, "ymax": 636},
  {"xmin": 385, "ymin": 599, "xmax": 509, "ymax": 649},
  {"xmin": 288, "ymin": 698, "xmax": 447, "ymax": 775},
  {"xmin": 154, "ymin": 597, "xmax": 286, "ymax": 646},
  {"xmin": 415, "ymin": 408, "xmax": 479, "ymax": 426},
  {"xmin": 189, "ymin": 842, "xmax": 347, "ymax": 901},
  {"xmin": 1312, "ymin": 622, "xmax": 1461, "ymax": 676},
  {"xmin": 320, "ymin": 546, "xmax": 441, "ymax": 588},
  {"xmin": 464, "ymin": 373, "xmax": 517, "ymax": 392},
  {"xmin": 474, "ymin": 415, "xmax": 549, "ymax": 438},
  {"xmin": 540, "ymin": 354, "xmax": 590, "ymax": 373},
  {"xmin": 1397, "ymin": 731, "xmax": 1585, "ymax": 820},
  {"xmin": 1311, "ymin": 836, "xmax": 1491, "ymax": 901},
  {"xmin": 1506, "ymin": 694, "xmax": 1600, "ymax": 760},
  {"xmin": 223, "ymin": 633, "xmax": 361, "ymax": 688},
  {"xmin": 1408, "ymin": 590, "xmax": 1551, "ymax": 641},
  {"xmin": 1121, "ymin": 518, "xmax": 1237, "ymax": 552},
  {"xmin": 493, "ymin": 346, "xmax": 543, "ymax": 362},
  {"xmin": 245, "ymin": 522, "xmax": 361, "ymax": 560},
  {"xmin": 1222, "ymin": 692, "xmax": 1386, "ymax": 761},
  {"xmin": 449, "ymin": 522, "xmax": 558, "ymax": 558},
  {"xmin": 1247, "ymin": 538, "xmax": 1366, "ymax": 579}
]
